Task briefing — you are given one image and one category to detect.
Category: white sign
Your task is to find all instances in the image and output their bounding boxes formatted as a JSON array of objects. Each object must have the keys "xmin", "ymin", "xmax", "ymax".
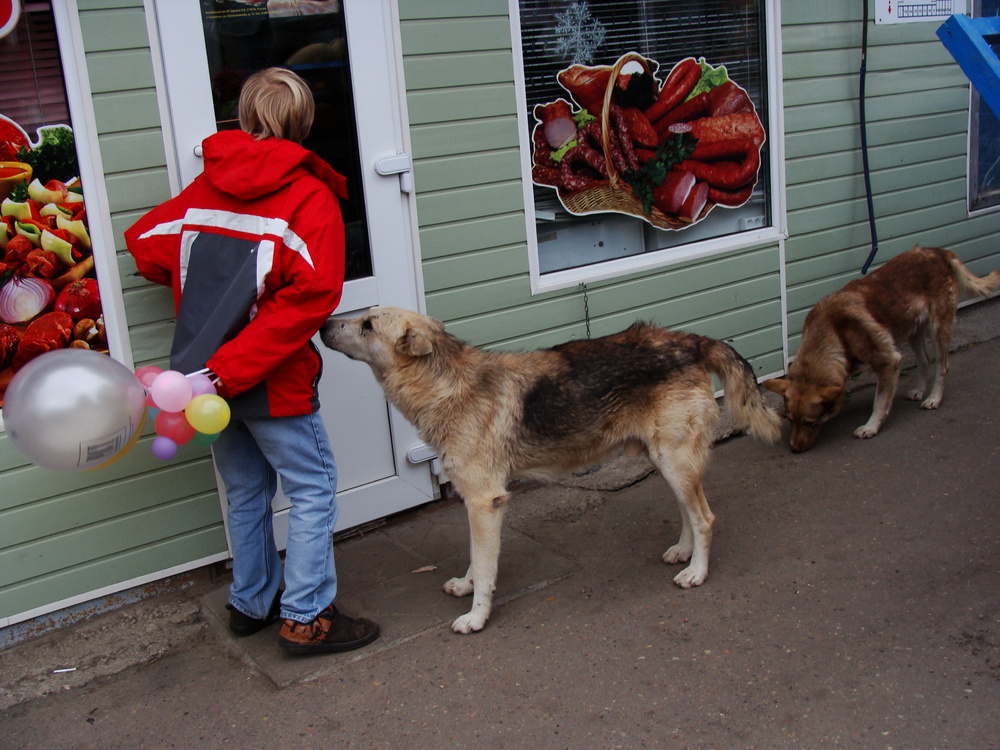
[{"xmin": 875, "ymin": 0, "xmax": 966, "ymax": 24}]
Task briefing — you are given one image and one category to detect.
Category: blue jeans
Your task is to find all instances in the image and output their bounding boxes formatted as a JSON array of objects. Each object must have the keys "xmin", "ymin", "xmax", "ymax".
[{"xmin": 212, "ymin": 411, "xmax": 338, "ymax": 624}]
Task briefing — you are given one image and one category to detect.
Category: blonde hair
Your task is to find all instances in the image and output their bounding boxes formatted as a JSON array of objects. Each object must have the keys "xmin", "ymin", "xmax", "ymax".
[{"xmin": 238, "ymin": 67, "xmax": 315, "ymax": 143}]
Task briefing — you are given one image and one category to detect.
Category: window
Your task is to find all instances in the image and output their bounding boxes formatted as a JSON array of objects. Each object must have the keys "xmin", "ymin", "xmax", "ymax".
[
  {"xmin": 514, "ymin": 0, "xmax": 780, "ymax": 290},
  {"xmin": 970, "ymin": 0, "xmax": 1000, "ymax": 213}
]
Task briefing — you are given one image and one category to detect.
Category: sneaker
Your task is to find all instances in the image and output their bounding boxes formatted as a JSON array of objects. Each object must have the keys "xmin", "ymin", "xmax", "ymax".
[
  {"xmin": 278, "ymin": 604, "xmax": 381, "ymax": 654},
  {"xmin": 226, "ymin": 591, "xmax": 282, "ymax": 637}
]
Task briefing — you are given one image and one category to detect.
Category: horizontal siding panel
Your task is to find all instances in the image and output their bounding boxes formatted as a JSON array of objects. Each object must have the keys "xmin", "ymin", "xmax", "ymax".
[
  {"xmin": 409, "ymin": 117, "xmax": 520, "ymax": 159},
  {"xmin": 92, "ymin": 90, "xmax": 163, "ymax": 132},
  {"xmin": 1, "ymin": 527, "xmax": 225, "ymax": 620},
  {"xmin": 407, "ymin": 83, "xmax": 518, "ymax": 125},
  {"xmin": 0, "ymin": 463, "xmax": 219, "ymax": 548},
  {"xmin": 0, "ymin": 495, "xmax": 222, "ymax": 586},
  {"xmin": 784, "ymin": 87, "xmax": 966, "ymax": 133},
  {"xmin": 781, "ymin": 4, "xmax": 862, "ymax": 25},
  {"xmin": 402, "ymin": 17, "xmax": 512, "ymax": 55},
  {"xmin": 439, "ymin": 293, "xmax": 584, "ymax": 348},
  {"xmin": 427, "ymin": 275, "xmax": 535, "ymax": 322},
  {"xmin": 79, "ymin": 0, "xmax": 145, "ymax": 9},
  {"xmin": 423, "ymin": 244, "xmax": 528, "ymax": 292},
  {"xmin": 98, "ymin": 130, "xmax": 167, "ymax": 173},
  {"xmin": 790, "ymin": 155, "xmax": 967, "ymax": 212},
  {"xmin": 118, "ymin": 251, "xmax": 149, "ymax": 291},
  {"xmin": 123, "ymin": 285, "xmax": 175, "ymax": 326},
  {"xmin": 786, "ymin": 245, "xmax": 876, "ymax": 288},
  {"xmin": 783, "ymin": 66, "xmax": 964, "ymax": 108},
  {"xmin": 782, "ymin": 20, "xmax": 944, "ymax": 52},
  {"xmin": 437, "ymin": 246, "xmax": 780, "ymax": 346},
  {"xmin": 105, "ymin": 170, "xmax": 175, "ymax": 213},
  {"xmin": 405, "ymin": 50, "xmax": 514, "ymax": 90},
  {"xmin": 415, "ymin": 180, "xmax": 524, "ymax": 225},
  {"xmin": 414, "ymin": 148, "xmax": 522, "ymax": 191},
  {"xmin": 783, "ymin": 42, "xmax": 952, "ymax": 81},
  {"xmin": 79, "ymin": 7, "xmax": 149, "ymax": 51},
  {"xmin": 113, "ymin": 206, "xmax": 166, "ymax": 246},
  {"xmin": 418, "ymin": 213, "xmax": 528, "ymax": 259},
  {"xmin": 127, "ymin": 321, "xmax": 175, "ymax": 363},
  {"xmin": 785, "ymin": 112, "xmax": 966, "ymax": 159},
  {"xmin": 0, "ymin": 440, "xmax": 213, "ymax": 513},
  {"xmin": 786, "ymin": 132, "xmax": 965, "ymax": 184},
  {"xmin": 399, "ymin": 0, "xmax": 508, "ymax": 21},
  {"xmin": 86, "ymin": 50, "xmax": 155, "ymax": 93}
]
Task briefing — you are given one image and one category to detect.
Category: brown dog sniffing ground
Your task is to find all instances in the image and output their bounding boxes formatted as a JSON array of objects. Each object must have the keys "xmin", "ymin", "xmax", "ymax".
[{"xmin": 764, "ymin": 245, "xmax": 1000, "ymax": 453}]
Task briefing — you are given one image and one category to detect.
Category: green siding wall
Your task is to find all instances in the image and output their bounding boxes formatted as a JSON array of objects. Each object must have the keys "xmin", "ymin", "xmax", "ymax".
[
  {"xmin": 0, "ymin": 0, "xmax": 226, "ymax": 626},
  {"xmin": 782, "ymin": 1, "xmax": 1000, "ymax": 353},
  {"xmin": 399, "ymin": 0, "xmax": 784, "ymax": 379}
]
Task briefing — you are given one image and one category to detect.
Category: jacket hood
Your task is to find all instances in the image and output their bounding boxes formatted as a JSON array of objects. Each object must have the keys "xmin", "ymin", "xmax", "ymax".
[{"xmin": 201, "ymin": 130, "xmax": 349, "ymax": 201}]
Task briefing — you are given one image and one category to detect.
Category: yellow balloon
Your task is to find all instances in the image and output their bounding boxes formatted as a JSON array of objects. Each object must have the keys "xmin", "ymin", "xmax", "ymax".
[{"xmin": 184, "ymin": 394, "xmax": 231, "ymax": 434}]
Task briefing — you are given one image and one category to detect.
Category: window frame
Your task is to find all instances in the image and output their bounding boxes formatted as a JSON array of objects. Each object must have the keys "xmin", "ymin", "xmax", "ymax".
[
  {"xmin": 957, "ymin": 2, "xmax": 1000, "ymax": 215},
  {"xmin": 509, "ymin": 0, "xmax": 788, "ymax": 294}
]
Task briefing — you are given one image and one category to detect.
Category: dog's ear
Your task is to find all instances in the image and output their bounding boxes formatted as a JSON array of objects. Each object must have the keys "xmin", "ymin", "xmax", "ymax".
[
  {"xmin": 762, "ymin": 378, "xmax": 789, "ymax": 396},
  {"xmin": 817, "ymin": 385, "xmax": 843, "ymax": 406},
  {"xmin": 396, "ymin": 325, "xmax": 434, "ymax": 357}
]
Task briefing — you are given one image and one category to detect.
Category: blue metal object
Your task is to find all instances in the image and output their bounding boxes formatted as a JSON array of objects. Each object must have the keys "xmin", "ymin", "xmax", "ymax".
[{"xmin": 937, "ymin": 13, "xmax": 1000, "ymax": 118}]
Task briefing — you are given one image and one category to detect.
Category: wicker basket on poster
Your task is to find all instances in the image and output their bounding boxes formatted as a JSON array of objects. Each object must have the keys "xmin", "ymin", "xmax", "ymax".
[{"xmin": 558, "ymin": 52, "xmax": 711, "ymax": 230}]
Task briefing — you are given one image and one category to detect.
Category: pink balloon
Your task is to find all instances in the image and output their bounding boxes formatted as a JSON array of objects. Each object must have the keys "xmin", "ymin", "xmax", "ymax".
[
  {"xmin": 136, "ymin": 366, "xmax": 164, "ymax": 406},
  {"xmin": 134, "ymin": 365, "xmax": 164, "ymax": 388},
  {"xmin": 150, "ymin": 370, "xmax": 193, "ymax": 412},
  {"xmin": 155, "ymin": 409, "xmax": 196, "ymax": 445},
  {"xmin": 188, "ymin": 372, "xmax": 217, "ymax": 397},
  {"xmin": 151, "ymin": 435, "xmax": 178, "ymax": 460}
]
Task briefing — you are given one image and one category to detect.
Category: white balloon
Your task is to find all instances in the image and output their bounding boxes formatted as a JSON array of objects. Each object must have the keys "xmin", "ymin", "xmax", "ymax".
[{"xmin": 3, "ymin": 349, "xmax": 147, "ymax": 472}]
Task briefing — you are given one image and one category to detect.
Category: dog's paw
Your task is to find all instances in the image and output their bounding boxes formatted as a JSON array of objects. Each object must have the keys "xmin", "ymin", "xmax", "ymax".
[
  {"xmin": 452, "ymin": 612, "xmax": 487, "ymax": 634},
  {"xmin": 673, "ymin": 565, "xmax": 707, "ymax": 589},
  {"xmin": 853, "ymin": 424, "xmax": 879, "ymax": 439},
  {"xmin": 443, "ymin": 577, "xmax": 474, "ymax": 598},
  {"xmin": 906, "ymin": 389, "xmax": 924, "ymax": 401},
  {"xmin": 920, "ymin": 396, "xmax": 941, "ymax": 410},
  {"xmin": 662, "ymin": 544, "xmax": 692, "ymax": 565}
]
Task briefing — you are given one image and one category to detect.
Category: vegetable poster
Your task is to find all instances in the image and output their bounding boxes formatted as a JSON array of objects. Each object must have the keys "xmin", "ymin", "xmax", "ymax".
[
  {"xmin": 0, "ymin": 115, "xmax": 103, "ymax": 405},
  {"xmin": 531, "ymin": 52, "xmax": 765, "ymax": 230}
]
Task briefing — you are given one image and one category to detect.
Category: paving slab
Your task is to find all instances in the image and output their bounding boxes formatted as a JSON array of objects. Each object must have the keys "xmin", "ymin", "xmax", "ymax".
[{"xmin": 200, "ymin": 498, "xmax": 580, "ymax": 689}]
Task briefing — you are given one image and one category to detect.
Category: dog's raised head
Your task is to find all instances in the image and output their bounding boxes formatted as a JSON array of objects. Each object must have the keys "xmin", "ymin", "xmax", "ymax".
[
  {"xmin": 762, "ymin": 372, "xmax": 845, "ymax": 453},
  {"xmin": 320, "ymin": 306, "xmax": 445, "ymax": 374}
]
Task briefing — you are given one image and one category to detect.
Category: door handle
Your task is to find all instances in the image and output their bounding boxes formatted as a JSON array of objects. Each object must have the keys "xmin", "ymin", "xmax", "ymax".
[{"xmin": 374, "ymin": 153, "xmax": 413, "ymax": 194}]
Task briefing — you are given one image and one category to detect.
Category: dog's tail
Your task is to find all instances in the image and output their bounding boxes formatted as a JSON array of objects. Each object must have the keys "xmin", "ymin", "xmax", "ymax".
[
  {"xmin": 940, "ymin": 247, "xmax": 1000, "ymax": 299},
  {"xmin": 705, "ymin": 340, "xmax": 782, "ymax": 444}
]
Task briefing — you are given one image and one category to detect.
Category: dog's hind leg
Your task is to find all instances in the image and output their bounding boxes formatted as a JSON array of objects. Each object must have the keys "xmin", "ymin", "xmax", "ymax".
[
  {"xmin": 920, "ymin": 310, "xmax": 954, "ymax": 410},
  {"xmin": 905, "ymin": 331, "xmax": 931, "ymax": 402},
  {"xmin": 648, "ymin": 404, "xmax": 715, "ymax": 588},
  {"xmin": 446, "ymin": 489, "xmax": 507, "ymax": 633}
]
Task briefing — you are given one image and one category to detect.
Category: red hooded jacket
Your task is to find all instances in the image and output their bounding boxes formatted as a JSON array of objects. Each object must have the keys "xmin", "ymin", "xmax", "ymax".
[{"xmin": 125, "ymin": 129, "xmax": 348, "ymax": 418}]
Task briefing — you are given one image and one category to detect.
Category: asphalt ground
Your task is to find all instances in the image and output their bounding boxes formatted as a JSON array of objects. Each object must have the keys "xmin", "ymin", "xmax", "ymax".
[{"xmin": 1, "ymin": 298, "xmax": 998, "ymax": 750}]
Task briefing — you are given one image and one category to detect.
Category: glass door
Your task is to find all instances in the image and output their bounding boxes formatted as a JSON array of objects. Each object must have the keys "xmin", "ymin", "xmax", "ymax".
[{"xmin": 152, "ymin": 0, "xmax": 435, "ymax": 536}]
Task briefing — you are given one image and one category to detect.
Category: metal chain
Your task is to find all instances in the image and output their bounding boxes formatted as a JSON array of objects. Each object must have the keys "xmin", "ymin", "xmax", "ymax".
[{"xmin": 580, "ymin": 282, "xmax": 592, "ymax": 339}]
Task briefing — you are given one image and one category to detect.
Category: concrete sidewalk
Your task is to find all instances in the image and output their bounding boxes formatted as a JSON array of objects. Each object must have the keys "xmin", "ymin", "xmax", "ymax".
[{"xmin": 1, "ymin": 298, "xmax": 998, "ymax": 749}]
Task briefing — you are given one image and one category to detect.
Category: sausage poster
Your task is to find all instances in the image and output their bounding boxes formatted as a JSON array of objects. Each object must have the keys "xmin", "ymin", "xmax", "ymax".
[{"xmin": 531, "ymin": 52, "xmax": 765, "ymax": 231}]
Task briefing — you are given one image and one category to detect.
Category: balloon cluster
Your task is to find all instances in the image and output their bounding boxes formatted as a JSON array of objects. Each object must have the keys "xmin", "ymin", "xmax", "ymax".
[{"xmin": 134, "ymin": 366, "xmax": 231, "ymax": 460}]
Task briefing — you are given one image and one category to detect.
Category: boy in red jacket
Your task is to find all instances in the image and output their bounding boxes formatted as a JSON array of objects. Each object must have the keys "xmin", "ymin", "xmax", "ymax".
[{"xmin": 126, "ymin": 68, "xmax": 379, "ymax": 654}]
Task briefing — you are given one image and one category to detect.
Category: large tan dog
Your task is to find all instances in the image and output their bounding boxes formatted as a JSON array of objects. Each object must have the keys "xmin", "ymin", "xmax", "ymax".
[
  {"xmin": 764, "ymin": 245, "xmax": 1000, "ymax": 453},
  {"xmin": 321, "ymin": 307, "xmax": 780, "ymax": 633}
]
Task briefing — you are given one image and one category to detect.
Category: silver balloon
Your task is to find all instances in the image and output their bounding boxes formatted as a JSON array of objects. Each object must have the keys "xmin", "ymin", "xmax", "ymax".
[{"xmin": 3, "ymin": 349, "xmax": 147, "ymax": 472}]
